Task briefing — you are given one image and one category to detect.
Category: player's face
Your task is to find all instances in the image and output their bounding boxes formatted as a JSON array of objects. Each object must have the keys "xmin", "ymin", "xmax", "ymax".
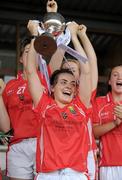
[
  {"xmin": 19, "ymin": 44, "xmax": 30, "ymax": 68},
  {"xmin": 52, "ymin": 73, "xmax": 76, "ymax": 107},
  {"xmin": 20, "ymin": 43, "xmax": 38, "ymax": 69},
  {"xmin": 62, "ymin": 61, "xmax": 80, "ymax": 80},
  {"xmin": 109, "ymin": 66, "xmax": 122, "ymax": 94}
]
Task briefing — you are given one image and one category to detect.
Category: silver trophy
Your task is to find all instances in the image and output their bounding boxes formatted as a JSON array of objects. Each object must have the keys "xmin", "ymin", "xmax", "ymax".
[{"xmin": 34, "ymin": 12, "xmax": 65, "ymax": 61}]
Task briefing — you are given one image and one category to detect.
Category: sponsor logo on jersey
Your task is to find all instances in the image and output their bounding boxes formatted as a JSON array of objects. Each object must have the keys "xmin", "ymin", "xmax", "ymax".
[
  {"xmin": 61, "ymin": 112, "xmax": 68, "ymax": 119},
  {"xmin": 68, "ymin": 106, "xmax": 76, "ymax": 114}
]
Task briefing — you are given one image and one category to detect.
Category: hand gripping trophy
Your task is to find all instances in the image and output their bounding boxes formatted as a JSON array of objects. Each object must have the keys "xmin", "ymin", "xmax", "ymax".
[
  {"xmin": 33, "ymin": 0, "xmax": 87, "ymax": 64},
  {"xmin": 34, "ymin": 0, "xmax": 65, "ymax": 60}
]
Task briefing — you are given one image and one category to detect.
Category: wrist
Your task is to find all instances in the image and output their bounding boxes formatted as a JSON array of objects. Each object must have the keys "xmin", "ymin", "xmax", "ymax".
[
  {"xmin": 78, "ymin": 32, "xmax": 87, "ymax": 39},
  {"xmin": 71, "ymin": 34, "xmax": 78, "ymax": 41},
  {"xmin": 113, "ymin": 120, "xmax": 119, "ymax": 127},
  {"xmin": 30, "ymin": 35, "xmax": 38, "ymax": 39}
]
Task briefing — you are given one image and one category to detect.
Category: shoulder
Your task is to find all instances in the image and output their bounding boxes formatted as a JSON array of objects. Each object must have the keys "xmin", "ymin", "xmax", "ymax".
[
  {"xmin": 3, "ymin": 77, "xmax": 26, "ymax": 94},
  {"xmin": 35, "ymin": 93, "xmax": 53, "ymax": 112},
  {"xmin": 72, "ymin": 96, "xmax": 87, "ymax": 113},
  {"xmin": 4, "ymin": 78, "xmax": 17, "ymax": 89},
  {"xmin": 96, "ymin": 95, "xmax": 107, "ymax": 103},
  {"xmin": 94, "ymin": 95, "xmax": 110, "ymax": 112}
]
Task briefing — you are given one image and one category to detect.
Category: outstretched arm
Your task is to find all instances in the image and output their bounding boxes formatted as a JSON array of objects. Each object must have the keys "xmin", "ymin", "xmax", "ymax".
[
  {"xmin": 0, "ymin": 79, "xmax": 10, "ymax": 132},
  {"xmin": 27, "ymin": 20, "xmax": 44, "ymax": 107},
  {"xmin": 77, "ymin": 25, "xmax": 98, "ymax": 92},
  {"xmin": 67, "ymin": 22, "xmax": 91, "ymax": 107}
]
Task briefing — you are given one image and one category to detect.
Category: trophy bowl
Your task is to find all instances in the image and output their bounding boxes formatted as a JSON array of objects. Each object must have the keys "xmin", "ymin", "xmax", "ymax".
[
  {"xmin": 34, "ymin": 12, "xmax": 65, "ymax": 61},
  {"xmin": 43, "ymin": 12, "xmax": 65, "ymax": 36},
  {"xmin": 34, "ymin": 32, "xmax": 57, "ymax": 60}
]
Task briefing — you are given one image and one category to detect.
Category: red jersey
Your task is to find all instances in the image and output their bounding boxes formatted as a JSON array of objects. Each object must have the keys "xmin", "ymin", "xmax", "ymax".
[
  {"xmin": 2, "ymin": 71, "xmax": 49, "ymax": 144},
  {"xmin": 35, "ymin": 93, "xmax": 89, "ymax": 173},
  {"xmin": 77, "ymin": 94, "xmax": 97, "ymax": 151},
  {"xmin": 87, "ymin": 107, "xmax": 97, "ymax": 151},
  {"xmin": 93, "ymin": 92, "xmax": 122, "ymax": 166}
]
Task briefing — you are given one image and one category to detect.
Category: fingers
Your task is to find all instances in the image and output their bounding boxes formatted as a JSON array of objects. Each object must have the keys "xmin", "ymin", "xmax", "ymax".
[
  {"xmin": 47, "ymin": 0, "xmax": 58, "ymax": 13},
  {"xmin": 47, "ymin": 0, "xmax": 55, "ymax": 7},
  {"xmin": 27, "ymin": 20, "xmax": 39, "ymax": 35},
  {"xmin": 114, "ymin": 105, "xmax": 122, "ymax": 119},
  {"xmin": 78, "ymin": 24, "xmax": 87, "ymax": 35},
  {"xmin": 114, "ymin": 105, "xmax": 122, "ymax": 112},
  {"xmin": 67, "ymin": 21, "xmax": 79, "ymax": 35}
]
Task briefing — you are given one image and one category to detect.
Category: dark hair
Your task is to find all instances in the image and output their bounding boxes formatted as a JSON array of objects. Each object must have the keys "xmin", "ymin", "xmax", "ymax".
[
  {"xmin": 50, "ymin": 69, "xmax": 74, "ymax": 86},
  {"xmin": 17, "ymin": 36, "xmax": 33, "ymax": 71},
  {"xmin": 106, "ymin": 68, "xmax": 112, "ymax": 92},
  {"xmin": 19, "ymin": 36, "xmax": 33, "ymax": 57}
]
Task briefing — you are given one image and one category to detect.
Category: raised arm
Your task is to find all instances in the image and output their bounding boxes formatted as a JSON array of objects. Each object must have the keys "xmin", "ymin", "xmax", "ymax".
[
  {"xmin": 27, "ymin": 20, "xmax": 44, "ymax": 107},
  {"xmin": 0, "ymin": 79, "xmax": 10, "ymax": 132},
  {"xmin": 49, "ymin": 47, "xmax": 65, "ymax": 73},
  {"xmin": 47, "ymin": 0, "xmax": 65, "ymax": 72},
  {"xmin": 77, "ymin": 25, "xmax": 98, "ymax": 91},
  {"xmin": 67, "ymin": 22, "xmax": 91, "ymax": 107}
]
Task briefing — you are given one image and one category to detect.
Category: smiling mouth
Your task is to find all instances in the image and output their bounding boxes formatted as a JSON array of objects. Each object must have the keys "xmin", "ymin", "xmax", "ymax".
[
  {"xmin": 116, "ymin": 82, "xmax": 122, "ymax": 86},
  {"xmin": 63, "ymin": 91, "xmax": 71, "ymax": 96}
]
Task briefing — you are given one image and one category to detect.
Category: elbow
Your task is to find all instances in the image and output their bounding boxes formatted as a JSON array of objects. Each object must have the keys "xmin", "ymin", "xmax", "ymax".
[{"xmin": 94, "ymin": 133, "xmax": 100, "ymax": 139}]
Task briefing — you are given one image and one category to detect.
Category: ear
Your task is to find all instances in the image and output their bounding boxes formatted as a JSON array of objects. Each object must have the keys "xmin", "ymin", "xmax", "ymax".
[
  {"xmin": 19, "ymin": 56, "xmax": 23, "ymax": 64},
  {"xmin": 50, "ymin": 85, "xmax": 54, "ymax": 93},
  {"xmin": 74, "ymin": 88, "xmax": 78, "ymax": 97},
  {"xmin": 108, "ymin": 79, "xmax": 111, "ymax": 86}
]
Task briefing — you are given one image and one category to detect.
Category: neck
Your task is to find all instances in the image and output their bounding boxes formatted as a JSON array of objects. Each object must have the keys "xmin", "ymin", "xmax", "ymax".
[
  {"xmin": 54, "ymin": 99, "xmax": 69, "ymax": 108},
  {"xmin": 112, "ymin": 91, "xmax": 122, "ymax": 103},
  {"xmin": 57, "ymin": 101, "xmax": 68, "ymax": 108}
]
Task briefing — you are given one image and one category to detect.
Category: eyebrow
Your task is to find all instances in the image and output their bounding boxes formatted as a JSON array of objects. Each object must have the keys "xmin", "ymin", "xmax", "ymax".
[
  {"xmin": 60, "ymin": 79, "xmax": 76, "ymax": 83},
  {"xmin": 112, "ymin": 71, "xmax": 119, "ymax": 74},
  {"xmin": 71, "ymin": 80, "xmax": 76, "ymax": 83}
]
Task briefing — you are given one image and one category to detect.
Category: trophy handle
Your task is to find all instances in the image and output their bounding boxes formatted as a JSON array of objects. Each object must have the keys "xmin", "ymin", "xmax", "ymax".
[{"xmin": 34, "ymin": 12, "xmax": 65, "ymax": 63}]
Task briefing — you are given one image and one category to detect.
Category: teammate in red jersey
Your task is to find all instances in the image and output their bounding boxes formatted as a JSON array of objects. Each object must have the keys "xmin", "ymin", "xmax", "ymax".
[
  {"xmin": 93, "ymin": 65, "xmax": 122, "ymax": 180},
  {"xmin": 2, "ymin": 37, "xmax": 40, "ymax": 180},
  {"xmin": 1, "ymin": 1, "xmax": 61, "ymax": 179}
]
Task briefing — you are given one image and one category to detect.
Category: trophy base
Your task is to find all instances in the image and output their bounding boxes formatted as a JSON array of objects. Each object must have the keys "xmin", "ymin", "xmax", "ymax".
[{"xmin": 34, "ymin": 33, "xmax": 57, "ymax": 62}]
